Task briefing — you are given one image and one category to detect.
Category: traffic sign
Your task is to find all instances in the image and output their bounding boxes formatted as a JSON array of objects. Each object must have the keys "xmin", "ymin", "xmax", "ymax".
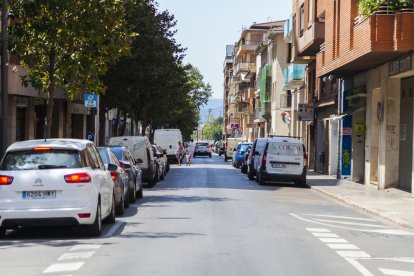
[
  {"xmin": 84, "ymin": 94, "xmax": 98, "ymax": 108},
  {"xmin": 86, "ymin": 132, "xmax": 95, "ymax": 142}
]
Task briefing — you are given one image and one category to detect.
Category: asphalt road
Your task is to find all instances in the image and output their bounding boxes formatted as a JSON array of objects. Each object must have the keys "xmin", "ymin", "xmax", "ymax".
[{"xmin": 1, "ymin": 154, "xmax": 413, "ymax": 276}]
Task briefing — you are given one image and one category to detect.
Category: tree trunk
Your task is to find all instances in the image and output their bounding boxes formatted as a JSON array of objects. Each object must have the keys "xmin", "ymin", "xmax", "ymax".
[
  {"xmin": 45, "ymin": 48, "xmax": 56, "ymax": 138},
  {"xmin": 114, "ymin": 109, "xmax": 120, "ymax": 136},
  {"xmin": 65, "ymin": 100, "xmax": 72, "ymax": 138},
  {"xmin": 141, "ymin": 122, "xmax": 147, "ymax": 137}
]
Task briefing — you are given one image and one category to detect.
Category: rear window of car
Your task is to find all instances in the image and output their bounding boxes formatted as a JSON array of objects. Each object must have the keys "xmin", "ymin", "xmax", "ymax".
[
  {"xmin": 240, "ymin": 144, "xmax": 251, "ymax": 151},
  {"xmin": 0, "ymin": 149, "xmax": 82, "ymax": 171},
  {"xmin": 110, "ymin": 147, "xmax": 124, "ymax": 161},
  {"xmin": 267, "ymin": 143, "xmax": 302, "ymax": 156},
  {"xmin": 97, "ymin": 148, "xmax": 110, "ymax": 164},
  {"xmin": 197, "ymin": 143, "xmax": 209, "ymax": 146}
]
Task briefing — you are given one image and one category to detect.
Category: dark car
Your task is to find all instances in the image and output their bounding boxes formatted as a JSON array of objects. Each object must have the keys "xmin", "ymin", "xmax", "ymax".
[
  {"xmin": 240, "ymin": 146, "xmax": 251, "ymax": 174},
  {"xmin": 107, "ymin": 146, "xmax": 143, "ymax": 200},
  {"xmin": 98, "ymin": 147, "xmax": 129, "ymax": 215},
  {"xmin": 152, "ymin": 144, "xmax": 168, "ymax": 181}
]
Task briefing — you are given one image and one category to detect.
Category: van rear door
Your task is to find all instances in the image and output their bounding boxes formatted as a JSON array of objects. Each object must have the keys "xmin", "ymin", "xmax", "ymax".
[{"xmin": 266, "ymin": 141, "xmax": 303, "ymax": 175}]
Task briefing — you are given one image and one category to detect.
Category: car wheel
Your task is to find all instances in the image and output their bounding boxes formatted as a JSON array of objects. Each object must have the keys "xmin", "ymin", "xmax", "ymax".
[
  {"xmin": 160, "ymin": 169, "xmax": 165, "ymax": 180},
  {"xmin": 248, "ymin": 169, "xmax": 254, "ymax": 180},
  {"xmin": 224, "ymin": 154, "xmax": 228, "ymax": 161},
  {"xmin": 129, "ymin": 183, "xmax": 136, "ymax": 203},
  {"xmin": 147, "ymin": 178, "xmax": 155, "ymax": 188},
  {"xmin": 124, "ymin": 188, "xmax": 130, "ymax": 208},
  {"xmin": 241, "ymin": 165, "xmax": 247, "ymax": 174},
  {"xmin": 115, "ymin": 191, "xmax": 125, "ymax": 215},
  {"xmin": 209, "ymin": 154, "xmax": 212, "ymax": 158},
  {"xmin": 0, "ymin": 227, "xmax": 6, "ymax": 238},
  {"xmin": 167, "ymin": 162, "xmax": 170, "ymax": 172},
  {"xmin": 103, "ymin": 195, "xmax": 116, "ymax": 224},
  {"xmin": 86, "ymin": 202, "xmax": 102, "ymax": 237},
  {"xmin": 296, "ymin": 178, "xmax": 307, "ymax": 187},
  {"xmin": 136, "ymin": 186, "xmax": 143, "ymax": 198}
]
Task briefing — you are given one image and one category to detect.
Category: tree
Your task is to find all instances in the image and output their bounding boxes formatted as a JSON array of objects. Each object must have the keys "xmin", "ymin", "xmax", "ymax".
[
  {"xmin": 202, "ymin": 117, "xmax": 223, "ymax": 141},
  {"xmin": 10, "ymin": 0, "xmax": 135, "ymax": 138}
]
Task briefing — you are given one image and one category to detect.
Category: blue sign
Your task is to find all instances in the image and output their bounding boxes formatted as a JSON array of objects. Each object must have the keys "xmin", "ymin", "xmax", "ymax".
[
  {"xmin": 84, "ymin": 94, "xmax": 98, "ymax": 108},
  {"xmin": 86, "ymin": 132, "xmax": 95, "ymax": 142}
]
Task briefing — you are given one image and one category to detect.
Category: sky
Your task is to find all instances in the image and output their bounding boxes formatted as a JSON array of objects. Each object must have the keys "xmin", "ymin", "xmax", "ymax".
[{"xmin": 156, "ymin": 0, "xmax": 292, "ymax": 100}]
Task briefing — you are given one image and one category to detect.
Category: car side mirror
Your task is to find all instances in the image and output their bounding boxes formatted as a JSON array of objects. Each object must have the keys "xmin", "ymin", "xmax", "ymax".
[
  {"xmin": 108, "ymin": 163, "xmax": 117, "ymax": 172},
  {"xmin": 136, "ymin": 158, "xmax": 143, "ymax": 164},
  {"xmin": 233, "ymin": 148, "xmax": 237, "ymax": 152}
]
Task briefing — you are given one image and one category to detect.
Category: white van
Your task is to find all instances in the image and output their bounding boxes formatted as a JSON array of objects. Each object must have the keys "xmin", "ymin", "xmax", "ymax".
[
  {"xmin": 154, "ymin": 129, "xmax": 183, "ymax": 162},
  {"xmin": 256, "ymin": 136, "xmax": 307, "ymax": 186},
  {"xmin": 108, "ymin": 136, "xmax": 157, "ymax": 186},
  {"xmin": 224, "ymin": 137, "xmax": 245, "ymax": 161}
]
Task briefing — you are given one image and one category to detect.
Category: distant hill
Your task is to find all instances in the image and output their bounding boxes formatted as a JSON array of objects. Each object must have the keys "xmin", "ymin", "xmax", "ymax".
[{"xmin": 199, "ymin": 99, "xmax": 223, "ymax": 123}]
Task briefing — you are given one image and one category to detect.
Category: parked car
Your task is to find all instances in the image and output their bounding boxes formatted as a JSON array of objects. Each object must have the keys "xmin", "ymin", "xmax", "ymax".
[
  {"xmin": 108, "ymin": 136, "xmax": 157, "ymax": 187},
  {"xmin": 240, "ymin": 146, "xmax": 252, "ymax": 174},
  {"xmin": 232, "ymin": 142, "xmax": 252, "ymax": 168},
  {"xmin": 224, "ymin": 138, "xmax": 245, "ymax": 161},
  {"xmin": 256, "ymin": 136, "xmax": 307, "ymax": 186},
  {"xmin": 108, "ymin": 146, "xmax": 143, "ymax": 199},
  {"xmin": 214, "ymin": 141, "xmax": 225, "ymax": 156},
  {"xmin": 152, "ymin": 144, "xmax": 167, "ymax": 181},
  {"xmin": 0, "ymin": 139, "xmax": 116, "ymax": 237},
  {"xmin": 154, "ymin": 129, "xmax": 183, "ymax": 164},
  {"xmin": 194, "ymin": 142, "xmax": 212, "ymax": 158},
  {"xmin": 247, "ymin": 137, "xmax": 274, "ymax": 180},
  {"xmin": 98, "ymin": 147, "xmax": 129, "ymax": 215}
]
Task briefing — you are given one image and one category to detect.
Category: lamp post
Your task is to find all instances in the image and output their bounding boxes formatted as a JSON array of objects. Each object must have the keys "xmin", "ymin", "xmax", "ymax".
[{"xmin": 0, "ymin": 0, "xmax": 8, "ymax": 156}]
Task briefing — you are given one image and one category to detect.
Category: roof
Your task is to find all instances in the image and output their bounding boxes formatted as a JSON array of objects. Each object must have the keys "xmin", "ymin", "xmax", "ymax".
[
  {"xmin": 7, "ymin": 139, "xmax": 92, "ymax": 152},
  {"xmin": 250, "ymin": 20, "xmax": 285, "ymax": 30}
]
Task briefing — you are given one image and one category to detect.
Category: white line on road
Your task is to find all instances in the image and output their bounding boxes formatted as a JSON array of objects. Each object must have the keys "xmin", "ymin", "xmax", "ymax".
[
  {"xmin": 58, "ymin": 251, "xmax": 95, "ymax": 261},
  {"xmin": 312, "ymin": 233, "xmax": 340, "ymax": 238},
  {"xmin": 337, "ymin": 251, "xmax": 371, "ymax": 258},
  {"xmin": 319, "ymin": 238, "xmax": 349, "ymax": 243},
  {"xmin": 43, "ymin": 262, "xmax": 84, "ymax": 273},
  {"xmin": 304, "ymin": 214, "xmax": 377, "ymax": 221},
  {"xmin": 327, "ymin": 243, "xmax": 359, "ymax": 250},
  {"xmin": 379, "ymin": 268, "xmax": 414, "ymax": 275},
  {"xmin": 313, "ymin": 218, "xmax": 390, "ymax": 228},
  {"xmin": 306, "ymin": 228, "xmax": 331, "ymax": 232},
  {"xmin": 345, "ymin": 258, "xmax": 375, "ymax": 276},
  {"xmin": 69, "ymin": 244, "xmax": 101, "ymax": 251}
]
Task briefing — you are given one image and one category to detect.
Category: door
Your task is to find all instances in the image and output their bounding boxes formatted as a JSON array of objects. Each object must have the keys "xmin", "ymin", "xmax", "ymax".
[{"xmin": 399, "ymin": 77, "xmax": 414, "ymax": 192}]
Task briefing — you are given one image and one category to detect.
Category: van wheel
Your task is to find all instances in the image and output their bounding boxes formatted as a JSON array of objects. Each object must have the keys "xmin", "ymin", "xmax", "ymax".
[
  {"xmin": 124, "ymin": 189, "xmax": 130, "ymax": 208},
  {"xmin": 86, "ymin": 202, "xmax": 102, "ymax": 237},
  {"xmin": 129, "ymin": 184, "xmax": 136, "ymax": 203},
  {"xmin": 258, "ymin": 173, "xmax": 266, "ymax": 185},
  {"xmin": 147, "ymin": 178, "xmax": 155, "ymax": 188},
  {"xmin": 160, "ymin": 169, "xmax": 165, "ymax": 180},
  {"xmin": 0, "ymin": 227, "xmax": 6, "ymax": 238},
  {"xmin": 248, "ymin": 170, "xmax": 254, "ymax": 180},
  {"xmin": 296, "ymin": 178, "xmax": 307, "ymax": 187},
  {"xmin": 136, "ymin": 187, "xmax": 143, "ymax": 198},
  {"xmin": 104, "ymin": 195, "xmax": 116, "ymax": 224},
  {"xmin": 241, "ymin": 165, "xmax": 247, "ymax": 174}
]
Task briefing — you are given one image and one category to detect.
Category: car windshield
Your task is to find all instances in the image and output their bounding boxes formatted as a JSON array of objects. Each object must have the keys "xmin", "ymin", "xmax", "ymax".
[
  {"xmin": 197, "ymin": 143, "xmax": 209, "ymax": 146},
  {"xmin": 0, "ymin": 149, "xmax": 82, "ymax": 171}
]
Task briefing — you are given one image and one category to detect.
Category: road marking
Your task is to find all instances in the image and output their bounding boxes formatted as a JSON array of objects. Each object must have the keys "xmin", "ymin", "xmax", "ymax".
[
  {"xmin": 313, "ymin": 218, "xmax": 390, "ymax": 228},
  {"xmin": 304, "ymin": 214, "xmax": 377, "ymax": 221},
  {"xmin": 70, "ymin": 244, "xmax": 101, "ymax": 251},
  {"xmin": 306, "ymin": 228, "xmax": 331, "ymax": 232},
  {"xmin": 319, "ymin": 238, "xmax": 349, "ymax": 243},
  {"xmin": 291, "ymin": 213, "xmax": 414, "ymax": 235},
  {"xmin": 327, "ymin": 243, "xmax": 359, "ymax": 250},
  {"xmin": 379, "ymin": 268, "xmax": 414, "ymax": 275},
  {"xmin": 312, "ymin": 233, "xmax": 340, "ymax": 238},
  {"xmin": 337, "ymin": 251, "xmax": 371, "ymax": 258},
  {"xmin": 345, "ymin": 258, "xmax": 375, "ymax": 276},
  {"xmin": 58, "ymin": 251, "xmax": 95, "ymax": 261},
  {"xmin": 43, "ymin": 262, "xmax": 84, "ymax": 273}
]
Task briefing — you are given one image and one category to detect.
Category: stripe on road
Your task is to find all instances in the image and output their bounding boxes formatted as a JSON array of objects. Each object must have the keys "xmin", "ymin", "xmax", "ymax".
[
  {"xmin": 336, "ymin": 251, "xmax": 371, "ymax": 258},
  {"xmin": 58, "ymin": 251, "xmax": 95, "ymax": 261},
  {"xmin": 43, "ymin": 262, "xmax": 84, "ymax": 273},
  {"xmin": 312, "ymin": 233, "xmax": 339, "ymax": 238},
  {"xmin": 327, "ymin": 243, "xmax": 359, "ymax": 250},
  {"xmin": 379, "ymin": 268, "xmax": 414, "ymax": 275},
  {"xmin": 69, "ymin": 244, "xmax": 101, "ymax": 251},
  {"xmin": 319, "ymin": 238, "xmax": 349, "ymax": 243},
  {"xmin": 306, "ymin": 228, "xmax": 331, "ymax": 232},
  {"xmin": 304, "ymin": 214, "xmax": 377, "ymax": 221}
]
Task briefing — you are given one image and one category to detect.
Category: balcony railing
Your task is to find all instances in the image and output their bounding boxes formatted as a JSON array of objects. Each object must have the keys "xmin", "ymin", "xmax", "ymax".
[
  {"xmin": 284, "ymin": 64, "xmax": 306, "ymax": 90},
  {"xmin": 234, "ymin": 62, "xmax": 255, "ymax": 75}
]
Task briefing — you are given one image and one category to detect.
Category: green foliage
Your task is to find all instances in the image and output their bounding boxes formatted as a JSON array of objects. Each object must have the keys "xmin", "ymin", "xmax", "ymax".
[
  {"xmin": 9, "ymin": 0, "xmax": 134, "ymax": 137},
  {"xmin": 202, "ymin": 117, "xmax": 223, "ymax": 141},
  {"xmin": 358, "ymin": 0, "xmax": 414, "ymax": 17}
]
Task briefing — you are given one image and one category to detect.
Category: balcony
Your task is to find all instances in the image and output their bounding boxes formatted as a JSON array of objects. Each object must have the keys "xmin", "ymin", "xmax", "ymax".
[
  {"xmin": 317, "ymin": 12, "xmax": 414, "ymax": 77},
  {"xmin": 296, "ymin": 20, "xmax": 325, "ymax": 57},
  {"xmin": 284, "ymin": 64, "xmax": 306, "ymax": 90},
  {"xmin": 234, "ymin": 62, "xmax": 255, "ymax": 76},
  {"xmin": 236, "ymin": 40, "xmax": 261, "ymax": 57}
]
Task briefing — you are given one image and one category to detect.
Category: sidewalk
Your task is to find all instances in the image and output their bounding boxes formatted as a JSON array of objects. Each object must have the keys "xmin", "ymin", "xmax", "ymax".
[{"xmin": 306, "ymin": 171, "xmax": 414, "ymax": 230}]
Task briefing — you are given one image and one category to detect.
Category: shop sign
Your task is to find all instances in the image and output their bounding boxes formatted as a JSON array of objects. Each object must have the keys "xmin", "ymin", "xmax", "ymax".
[
  {"xmin": 297, "ymin": 104, "xmax": 314, "ymax": 121},
  {"xmin": 342, "ymin": 127, "xmax": 352, "ymax": 135},
  {"xmin": 388, "ymin": 55, "xmax": 412, "ymax": 76},
  {"xmin": 230, "ymin": 123, "xmax": 239, "ymax": 129}
]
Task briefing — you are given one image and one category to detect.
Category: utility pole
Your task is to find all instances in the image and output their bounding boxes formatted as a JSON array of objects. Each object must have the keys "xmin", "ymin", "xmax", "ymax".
[{"xmin": 0, "ymin": 0, "xmax": 8, "ymax": 156}]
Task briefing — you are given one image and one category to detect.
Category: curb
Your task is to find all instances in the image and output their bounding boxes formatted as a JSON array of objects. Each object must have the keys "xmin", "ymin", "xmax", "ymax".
[{"xmin": 309, "ymin": 185, "xmax": 413, "ymax": 230}]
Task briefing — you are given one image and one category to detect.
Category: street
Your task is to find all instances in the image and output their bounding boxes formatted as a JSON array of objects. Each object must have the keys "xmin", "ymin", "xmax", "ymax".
[{"xmin": 1, "ymin": 154, "xmax": 413, "ymax": 276}]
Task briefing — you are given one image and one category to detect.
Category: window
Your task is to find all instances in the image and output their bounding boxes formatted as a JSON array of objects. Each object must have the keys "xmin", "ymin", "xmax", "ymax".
[{"xmin": 300, "ymin": 4, "xmax": 305, "ymax": 36}]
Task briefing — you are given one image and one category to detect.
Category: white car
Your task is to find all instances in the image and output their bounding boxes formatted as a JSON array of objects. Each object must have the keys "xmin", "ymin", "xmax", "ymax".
[
  {"xmin": 256, "ymin": 136, "xmax": 307, "ymax": 186},
  {"xmin": 0, "ymin": 139, "xmax": 116, "ymax": 237}
]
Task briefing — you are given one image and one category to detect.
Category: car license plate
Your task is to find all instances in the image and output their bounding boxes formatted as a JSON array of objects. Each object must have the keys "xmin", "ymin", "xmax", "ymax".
[
  {"xmin": 272, "ymin": 163, "xmax": 286, "ymax": 169},
  {"xmin": 22, "ymin": 191, "xmax": 57, "ymax": 200}
]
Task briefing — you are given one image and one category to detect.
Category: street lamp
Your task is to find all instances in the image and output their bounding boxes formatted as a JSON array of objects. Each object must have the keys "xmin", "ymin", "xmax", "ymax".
[{"xmin": 0, "ymin": 0, "xmax": 8, "ymax": 156}]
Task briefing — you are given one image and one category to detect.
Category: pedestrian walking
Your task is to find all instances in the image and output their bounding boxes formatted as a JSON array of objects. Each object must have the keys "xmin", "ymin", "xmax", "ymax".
[
  {"xmin": 186, "ymin": 139, "xmax": 195, "ymax": 166},
  {"xmin": 175, "ymin": 141, "xmax": 184, "ymax": 166}
]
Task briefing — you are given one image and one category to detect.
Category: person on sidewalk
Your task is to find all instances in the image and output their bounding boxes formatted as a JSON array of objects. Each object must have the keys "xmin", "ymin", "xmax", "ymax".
[
  {"xmin": 175, "ymin": 141, "xmax": 184, "ymax": 166},
  {"xmin": 186, "ymin": 139, "xmax": 195, "ymax": 166}
]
